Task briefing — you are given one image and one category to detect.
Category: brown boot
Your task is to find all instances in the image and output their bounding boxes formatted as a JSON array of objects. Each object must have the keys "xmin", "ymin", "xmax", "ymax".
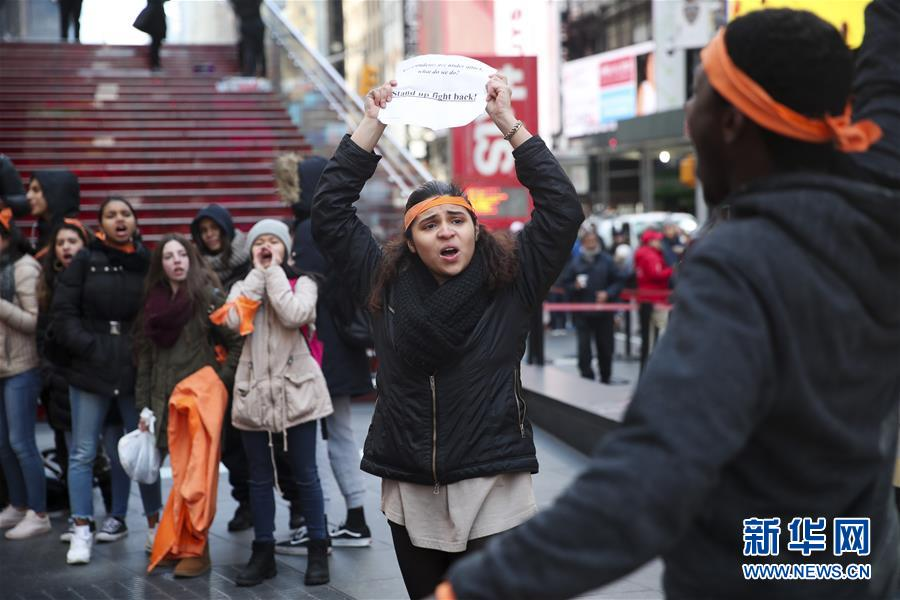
[{"xmin": 174, "ymin": 544, "xmax": 210, "ymax": 578}]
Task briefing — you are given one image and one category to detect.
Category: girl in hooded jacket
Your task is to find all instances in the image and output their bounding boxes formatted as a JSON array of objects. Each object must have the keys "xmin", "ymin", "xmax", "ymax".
[
  {"xmin": 190, "ymin": 204, "xmax": 250, "ymax": 292},
  {"xmin": 51, "ymin": 197, "xmax": 163, "ymax": 565},
  {"xmin": 0, "ymin": 210, "xmax": 50, "ymax": 540},
  {"xmin": 134, "ymin": 233, "xmax": 243, "ymax": 577},
  {"xmin": 310, "ymin": 75, "xmax": 584, "ymax": 598},
  {"xmin": 212, "ymin": 219, "xmax": 333, "ymax": 588}
]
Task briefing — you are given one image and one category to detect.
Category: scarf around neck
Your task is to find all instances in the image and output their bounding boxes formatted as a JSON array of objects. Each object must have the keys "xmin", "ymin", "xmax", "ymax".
[
  {"xmin": 392, "ymin": 250, "xmax": 490, "ymax": 374},
  {"xmin": 143, "ymin": 283, "xmax": 193, "ymax": 348}
]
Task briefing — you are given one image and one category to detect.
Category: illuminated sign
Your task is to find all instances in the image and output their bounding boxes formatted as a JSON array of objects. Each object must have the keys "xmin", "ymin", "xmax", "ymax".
[{"xmin": 728, "ymin": 0, "xmax": 870, "ymax": 48}]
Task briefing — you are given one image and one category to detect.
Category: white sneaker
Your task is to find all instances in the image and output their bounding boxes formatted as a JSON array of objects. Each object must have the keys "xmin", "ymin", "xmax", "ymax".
[
  {"xmin": 145, "ymin": 523, "xmax": 158, "ymax": 554},
  {"xmin": 5, "ymin": 510, "xmax": 51, "ymax": 539},
  {"xmin": 0, "ymin": 505, "xmax": 27, "ymax": 529},
  {"xmin": 67, "ymin": 525, "xmax": 93, "ymax": 565}
]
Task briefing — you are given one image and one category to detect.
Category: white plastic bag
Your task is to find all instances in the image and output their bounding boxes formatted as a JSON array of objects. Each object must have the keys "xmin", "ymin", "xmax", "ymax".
[{"xmin": 118, "ymin": 408, "xmax": 161, "ymax": 484}]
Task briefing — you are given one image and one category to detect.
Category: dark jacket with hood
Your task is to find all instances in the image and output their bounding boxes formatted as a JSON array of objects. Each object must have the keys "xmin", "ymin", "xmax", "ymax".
[
  {"xmin": 447, "ymin": 1, "xmax": 900, "ymax": 598},
  {"xmin": 0, "ymin": 154, "xmax": 28, "ymax": 218},
  {"xmin": 51, "ymin": 238, "xmax": 150, "ymax": 399},
  {"xmin": 291, "ymin": 155, "xmax": 372, "ymax": 399},
  {"xmin": 190, "ymin": 204, "xmax": 250, "ymax": 292},
  {"xmin": 312, "ymin": 135, "xmax": 583, "ymax": 486},
  {"xmin": 30, "ymin": 170, "xmax": 80, "ymax": 254}
]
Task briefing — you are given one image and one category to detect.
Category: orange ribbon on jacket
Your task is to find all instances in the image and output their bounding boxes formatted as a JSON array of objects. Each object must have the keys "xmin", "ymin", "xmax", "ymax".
[
  {"xmin": 94, "ymin": 229, "xmax": 137, "ymax": 254},
  {"xmin": 403, "ymin": 195, "xmax": 475, "ymax": 231},
  {"xmin": 701, "ymin": 28, "xmax": 882, "ymax": 153},
  {"xmin": 209, "ymin": 295, "xmax": 261, "ymax": 336},
  {"xmin": 0, "ymin": 208, "xmax": 11, "ymax": 232}
]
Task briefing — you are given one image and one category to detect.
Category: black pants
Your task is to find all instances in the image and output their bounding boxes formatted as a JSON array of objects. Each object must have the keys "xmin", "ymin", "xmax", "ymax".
[
  {"xmin": 59, "ymin": 0, "xmax": 82, "ymax": 41},
  {"xmin": 576, "ymin": 314, "xmax": 615, "ymax": 382},
  {"xmin": 149, "ymin": 35, "xmax": 163, "ymax": 68},
  {"xmin": 221, "ymin": 402, "xmax": 298, "ymax": 506},
  {"xmin": 639, "ymin": 302, "xmax": 653, "ymax": 375},
  {"xmin": 239, "ymin": 18, "xmax": 265, "ymax": 77},
  {"xmin": 389, "ymin": 521, "xmax": 500, "ymax": 600}
]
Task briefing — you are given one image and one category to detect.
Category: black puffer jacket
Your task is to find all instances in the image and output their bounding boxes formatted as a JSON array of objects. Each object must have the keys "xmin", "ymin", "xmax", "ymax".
[
  {"xmin": 313, "ymin": 135, "xmax": 583, "ymax": 486},
  {"xmin": 50, "ymin": 239, "xmax": 150, "ymax": 398},
  {"xmin": 29, "ymin": 170, "xmax": 80, "ymax": 253}
]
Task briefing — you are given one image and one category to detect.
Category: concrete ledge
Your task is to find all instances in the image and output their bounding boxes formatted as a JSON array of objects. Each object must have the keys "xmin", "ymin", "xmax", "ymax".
[{"xmin": 521, "ymin": 364, "xmax": 632, "ymax": 455}]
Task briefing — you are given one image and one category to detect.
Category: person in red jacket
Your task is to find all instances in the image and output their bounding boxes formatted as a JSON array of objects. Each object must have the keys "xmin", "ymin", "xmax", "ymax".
[{"xmin": 633, "ymin": 229, "xmax": 671, "ymax": 373}]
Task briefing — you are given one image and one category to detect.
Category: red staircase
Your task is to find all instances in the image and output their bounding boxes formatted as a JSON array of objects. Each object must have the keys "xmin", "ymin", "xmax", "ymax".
[{"xmin": 0, "ymin": 42, "xmax": 309, "ymax": 244}]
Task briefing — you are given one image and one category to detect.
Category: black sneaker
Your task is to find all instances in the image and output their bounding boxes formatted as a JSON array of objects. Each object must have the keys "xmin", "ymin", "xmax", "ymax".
[
  {"xmin": 274, "ymin": 526, "xmax": 332, "ymax": 556},
  {"xmin": 95, "ymin": 516, "xmax": 128, "ymax": 542},
  {"xmin": 329, "ymin": 522, "xmax": 372, "ymax": 547},
  {"xmin": 228, "ymin": 504, "xmax": 252, "ymax": 532}
]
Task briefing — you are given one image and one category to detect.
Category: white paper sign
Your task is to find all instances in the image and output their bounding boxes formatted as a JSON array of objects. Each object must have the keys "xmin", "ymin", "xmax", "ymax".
[{"xmin": 378, "ymin": 54, "xmax": 496, "ymax": 130}]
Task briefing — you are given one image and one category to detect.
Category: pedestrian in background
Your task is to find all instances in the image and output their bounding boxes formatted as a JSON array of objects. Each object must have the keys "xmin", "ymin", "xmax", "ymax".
[
  {"xmin": 634, "ymin": 228, "xmax": 671, "ymax": 373},
  {"xmin": 134, "ymin": 0, "xmax": 167, "ymax": 70},
  {"xmin": 135, "ymin": 234, "xmax": 242, "ymax": 577},
  {"xmin": 0, "ymin": 210, "xmax": 49, "ymax": 540},
  {"xmin": 311, "ymin": 74, "xmax": 583, "ymax": 599},
  {"xmin": 273, "ymin": 153, "xmax": 374, "ymax": 555},
  {"xmin": 213, "ymin": 219, "xmax": 332, "ymax": 587},
  {"xmin": 51, "ymin": 197, "xmax": 162, "ymax": 565},
  {"xmin": 561, "ymin": 229, "xmax": 626, "ymax": 384}
]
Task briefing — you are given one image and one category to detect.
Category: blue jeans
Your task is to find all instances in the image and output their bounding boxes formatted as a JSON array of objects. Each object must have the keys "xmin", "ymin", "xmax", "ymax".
[
  {"xmin": 0, "ymin": 369, "xmax": 45, "ymax": 512},
  {"xmin": 241, "ymin": 421, "xmax": 326, "ymax": 542},
  {"xmin": 68, "ymin": 386, "xmax": 162, "ymax": 521}
]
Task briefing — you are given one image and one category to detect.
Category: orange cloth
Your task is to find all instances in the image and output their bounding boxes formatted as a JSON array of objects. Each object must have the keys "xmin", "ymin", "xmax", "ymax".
[
  {"xmin": 209, "ymin": 295, "xmax": 261, "ymax": 336},
  {"xmin": 403, "ymin": 195, "xmax": 475, "ymax": 230},
  {"xmin": 0, "ymin": 208, "xmax": 11, "ymax": 231},
  {"xmin": 94, "ymin": 230, "xmax": 137, "ymax": 254},
  {"xmin": 147, "ymin": 366, "xmax": 228, "ymax": 572},
  {"xmin": 435, "ymin": 582, "xmax": 457, "ymax": 600},
  {"xmin": 701, "ymin": 28, "xmax": 882, "ymax": 153}
]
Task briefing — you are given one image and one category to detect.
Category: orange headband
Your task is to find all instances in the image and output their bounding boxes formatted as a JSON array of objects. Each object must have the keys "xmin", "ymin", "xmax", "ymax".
[
  {"xmin": 701, "ymin": 28, "xmax": 882, "ymax": 153},
  {"xmin": 63, "ymin": 218, "xmax": 92, "ymax": 242},
  {"xmin": 0, "ymin": 208, "xmax": 11, "ymax": 232},
  {"xmin": 403, "ymin": 195, "xmax": 475, "ymax": 231}
]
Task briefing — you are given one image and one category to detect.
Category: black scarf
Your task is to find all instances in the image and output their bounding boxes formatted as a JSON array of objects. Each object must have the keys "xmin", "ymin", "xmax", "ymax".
[{"xmin": 392, "ymin": 251, "xmax": 490, "ymax": 374}]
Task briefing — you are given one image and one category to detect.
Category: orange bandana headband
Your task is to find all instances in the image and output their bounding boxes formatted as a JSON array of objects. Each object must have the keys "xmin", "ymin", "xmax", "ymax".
[
  {"xmin": 403, "ymin": 195, "xmax": 475, "ymax": 231},
  {"xmin": 701, "ymin": 28, "xmax": 882, "ymax": 153}
]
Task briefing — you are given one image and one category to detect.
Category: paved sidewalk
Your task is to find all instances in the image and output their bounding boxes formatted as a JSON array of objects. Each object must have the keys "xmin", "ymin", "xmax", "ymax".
[{"xmin": 3, "ymin": 402, "xmax": 662, "ymax": 599}]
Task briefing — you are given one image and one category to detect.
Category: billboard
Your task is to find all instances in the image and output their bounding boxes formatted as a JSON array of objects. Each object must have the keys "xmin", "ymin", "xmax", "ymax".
[
  {"xmin": 562, "ymin": 41, "xmax": 655, "ymax": 138},
  {"xmin": 451, "ymin": 55, "xmax": 538, "ymax": 228},
  {"xmin": 728, "ymin": 0, "xmax": 870, "ymax": 48}
]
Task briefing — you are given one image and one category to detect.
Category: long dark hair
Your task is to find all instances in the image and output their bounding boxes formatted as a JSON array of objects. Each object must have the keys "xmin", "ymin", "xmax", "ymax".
[
  {"xmin": 37, "ymin": 220, "xmax": 93, "ymax": 312},
  {"xmin": 142, "ymin": 234, "xmax": 221, "ymax": 311},
  {"xmin": 368, "ymin": 181, "xmax": 519, "ymax": 311}
]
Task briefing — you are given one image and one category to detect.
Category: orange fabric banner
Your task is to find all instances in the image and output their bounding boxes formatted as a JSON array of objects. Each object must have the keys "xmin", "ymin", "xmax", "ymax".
[
  {"xmin": 701, "ymin": 28, "xmax": 882, "ymax": 153},
  {"xmin": 147, "ymin": 366, "xmax": 228, "ymax": 572}
]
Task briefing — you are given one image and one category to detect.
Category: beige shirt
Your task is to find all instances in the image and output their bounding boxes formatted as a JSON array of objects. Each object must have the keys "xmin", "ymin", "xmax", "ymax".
[{"xmin": 382, "ymin": 473, "xmax": 537, "ymax": 552}]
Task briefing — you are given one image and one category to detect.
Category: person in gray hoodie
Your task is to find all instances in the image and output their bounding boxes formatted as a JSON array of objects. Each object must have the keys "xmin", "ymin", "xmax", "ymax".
[{"xmin": 444, "ymin": 3, "xmax": 900, "ymax": 599}]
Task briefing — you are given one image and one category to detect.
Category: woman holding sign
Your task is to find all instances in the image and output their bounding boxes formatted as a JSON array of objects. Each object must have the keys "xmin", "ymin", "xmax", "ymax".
[{"xmin": 311, "ymin": 73, "xmax": 584, "ymax": 598}]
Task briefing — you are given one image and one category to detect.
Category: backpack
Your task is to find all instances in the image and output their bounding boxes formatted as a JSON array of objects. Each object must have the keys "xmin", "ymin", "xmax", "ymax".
[{"xmin": 288, "ymin": 278, "xmax": 324, "ymax": 365}]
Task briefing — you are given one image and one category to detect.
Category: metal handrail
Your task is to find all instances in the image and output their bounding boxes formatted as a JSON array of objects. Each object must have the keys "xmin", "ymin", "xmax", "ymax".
[{"xmin": 260, "ymin": 0, "xmax": 433, "ymax": 198}]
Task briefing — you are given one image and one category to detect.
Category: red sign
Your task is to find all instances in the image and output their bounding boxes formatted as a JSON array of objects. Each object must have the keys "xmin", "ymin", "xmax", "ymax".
[
  {"xmin": 599, "ymin": 55, "xmax": 635, "ymax": 87},
  {"xmin": 452, "ymin": 55, "xmax": 538, "ymax": 227}
]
